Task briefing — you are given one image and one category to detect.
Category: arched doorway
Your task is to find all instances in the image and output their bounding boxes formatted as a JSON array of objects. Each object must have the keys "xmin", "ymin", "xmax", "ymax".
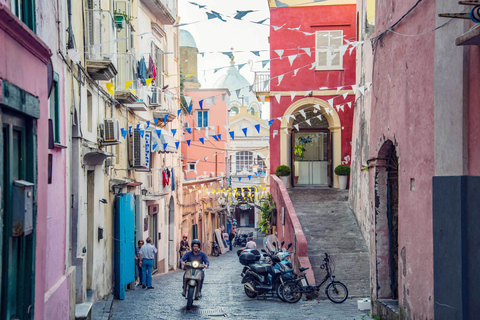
[
  {"xmin": 168, "ymin": 196, "xmax": 175, "ymax": 269},
  {"xmin": 375, "ymin": 140, "xmax": 399, "ymax": 300},
  {"xmin": 280, "ymin": 97, "xmax": 342, "ymax": 188},
  {"xmin": 292, "ymin": 110, "xmax": 331, "ymax": 186}
]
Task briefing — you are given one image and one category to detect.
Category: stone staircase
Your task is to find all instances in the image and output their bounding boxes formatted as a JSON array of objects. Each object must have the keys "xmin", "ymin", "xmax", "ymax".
[{"xmin": 288, "ymin": 187, "xmax": 370, "ymax": 299}]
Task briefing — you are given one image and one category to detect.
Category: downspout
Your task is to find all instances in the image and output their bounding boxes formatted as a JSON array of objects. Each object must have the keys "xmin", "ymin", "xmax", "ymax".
[{"xmin": 66, "ymin": 0, "xmax": 75, "ymax": 49}]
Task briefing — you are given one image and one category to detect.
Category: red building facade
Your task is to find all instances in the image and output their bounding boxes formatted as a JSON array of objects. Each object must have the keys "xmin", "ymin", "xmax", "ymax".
[{"xmin": 264, "ymin": 1, "xmax": 356, "ymax": 188}]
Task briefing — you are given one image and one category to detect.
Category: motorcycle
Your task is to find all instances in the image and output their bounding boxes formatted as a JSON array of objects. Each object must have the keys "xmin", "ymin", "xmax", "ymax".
[
  {"xmin": 182, "ymin": 261, "xmax": 207, "ymax": 310},
  {"xmin": 211, "ymin": 241, "xmax": 220, "ymax": 257},
  {"xmin": 239, "ymin": 235, "xmax": 296, "ymax": 301},
  {"xmin": 234, "ymin": 231, "xmax": 253, "ymax": 247}
]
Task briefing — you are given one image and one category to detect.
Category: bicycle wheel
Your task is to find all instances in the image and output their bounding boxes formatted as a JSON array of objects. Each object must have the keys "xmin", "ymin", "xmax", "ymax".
[
  {"xmin": 281, "ymin": 281, "xmax": 302, "ymax": 303},
  {"xmin": 325, "ymin": 281, "xmax": 348, "ymax": 303}
]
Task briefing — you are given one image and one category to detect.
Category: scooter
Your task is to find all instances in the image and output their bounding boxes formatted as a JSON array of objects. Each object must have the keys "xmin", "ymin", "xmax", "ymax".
[
  {"xmin": 211, "ymin": 241, "xmax": 220, "ymax": 257},
  {"xmin": 182, "ymin": 261, "xmax": 207, "ymax": 310}
]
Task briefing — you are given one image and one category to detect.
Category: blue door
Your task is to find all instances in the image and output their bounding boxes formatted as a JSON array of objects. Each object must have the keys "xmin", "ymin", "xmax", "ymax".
[{"xmin": 114, "ymin": 193, "xmax": 135, "ymax": 299}]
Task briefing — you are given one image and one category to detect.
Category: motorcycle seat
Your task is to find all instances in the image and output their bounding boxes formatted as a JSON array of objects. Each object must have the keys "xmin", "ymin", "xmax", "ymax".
[{"xmin": 299, "ymin": 267, "xmax": 309, "ymax": 272}]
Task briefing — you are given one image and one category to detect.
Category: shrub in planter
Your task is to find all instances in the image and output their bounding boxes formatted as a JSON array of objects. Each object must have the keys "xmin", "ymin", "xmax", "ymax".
[
  {"xmin": 334, "ymin": 164, "xmax": 350, "ymax": 176},
  {"xmin": 275, "ymin": 165, "xmax": 291, "ymax": 177}
]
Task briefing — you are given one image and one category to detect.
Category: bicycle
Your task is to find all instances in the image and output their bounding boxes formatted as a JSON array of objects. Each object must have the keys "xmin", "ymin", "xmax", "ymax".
[{"xmin": 280, "ymin": 252, "xmax": 348, "ymax": 303}]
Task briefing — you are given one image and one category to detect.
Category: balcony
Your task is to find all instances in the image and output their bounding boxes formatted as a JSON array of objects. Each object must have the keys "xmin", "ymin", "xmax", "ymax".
[
  {"xmin": 153, "ymin": 109, "xmax": 176, "ymax": 125},
  {"xmin": 456, "ymin": 24, "xmax": 480, "ymax": 46},
  {"xmin": 253, "ymin": 71, "xmax": 270, "ymax": 94},
  {"xmin": 141, "ymin": 0, "xmax": 176, "ymax": 25},
  {"xmin": 85, "ymin": 9, "xmax": 118, "ymax": 81}
]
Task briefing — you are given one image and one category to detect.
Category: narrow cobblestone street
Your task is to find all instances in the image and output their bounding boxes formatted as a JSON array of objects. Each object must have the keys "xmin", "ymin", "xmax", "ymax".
[{"xmin": 110, "ymin": 243, "xmax": 369, "ymax": 320}]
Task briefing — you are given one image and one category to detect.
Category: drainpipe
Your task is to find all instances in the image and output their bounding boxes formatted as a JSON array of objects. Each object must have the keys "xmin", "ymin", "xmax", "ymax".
[{"xmin": 66, "ymin": 0, "xmax": 75, "ymax": 49}]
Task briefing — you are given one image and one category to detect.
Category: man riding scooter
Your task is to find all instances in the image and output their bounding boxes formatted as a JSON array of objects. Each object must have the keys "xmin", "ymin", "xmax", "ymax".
[{"xmin": 180, "ymin": 239, "xmax": 209, "ymax": 297}]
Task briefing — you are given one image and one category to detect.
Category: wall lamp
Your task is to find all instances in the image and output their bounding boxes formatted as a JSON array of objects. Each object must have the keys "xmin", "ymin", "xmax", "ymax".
[
  {"xmin": 112, "ymin": 185, "xmax": 123, "ymax": 195},
  {"xmin": 141, "ymin": 188, "xmax": 148, "ymax": 196}
]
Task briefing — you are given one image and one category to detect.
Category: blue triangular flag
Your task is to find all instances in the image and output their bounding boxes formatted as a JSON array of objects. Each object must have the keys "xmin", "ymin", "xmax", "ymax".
[
  {"xmin": 229, "ymin": 131, "xmax": 235, "ymax": 140},
  {"xmin": 175, "ymin": 141, "xmax": 180, "ymax": 150},
  {"xmin": 139, "ymin": 130, "xmax": 145, "ymax": 138},
  {"xmin": 156, "ymin": 130, "xmax": 161, "ymax": 138},
  {"xmin": 212, "ymin": 135, "xmax": 218, "ymax": 141},
  {"xmin": 199, "ymin": 100, "xmax": 203, "ymax": 110},
  {"xmin": 248, "ymin": 175, "xmax": 252, "ymax": 180},
  {"xmin": 152, "ymin": 144, "xmax": 158, "ymax": 151},
  {"xmin": 218, "ymin": 134, "xmax": 221, "ymax": 140},
  {"xmin": 163, "ymin": 143, "xmax": 168, "ymax": 150},
  {"xmin": 254, "ymin": 124, "xmax": 260, "ymax": 133},
  {"xmin": 155, "ymin": 118, "xmax": 160, "ymax": 126},
  {"xmin": 242, "ymin": 128, "xmax": 248, "ymax": 136},
  {"xmin": 172, "ymin": 129, "xmax": 177, "ymax": 137},
  {"xmin": 262, "ymin": 60, "xmax": 270, "ymax": 68},
  {"xmin": 238, "ymin": 177, "xmax": 242, "ymax": 181},
  {"xmin": 251, "ymin": 51, "xmax": 260, "ymax": 56},
  {"xmin": 121, "ymin": 128, "xmax": 127, "ymax": 139},
  {"xmin": 164, "ymin": 114, "xmax": 169, "ymax": 124},
  {"xmin": 136, "ymin": 124, "xmax": 140, "ymax": 130},
  {"xmin": 177, "ymin": 109, "xmax": 182, "ymax": 117},
  {"xmin": 129, "ymin": 126, "xmax": 132, "ymax": 135},
  {"xmin": 187, "ymin": 140, "xmax": 191, "ymax": 146},
  {"xmin": 188, "ymin": 104, "xmax": 193, "ymax": 114},
  {"xmin": 268, "ymin": 119, "xmax": 274, "ymax": 126},
  {"xmin": 146, "ymin": 121, "xmax": 150, "ymax": 129},
  {"xmin": 254, "ymin": 172, "xmax": 258, "ymax": 176},
  {"xmin": 199, "ymin": 138, "xmax": 204, "ymax": 144},
  {"xmin": 186, "ymin": 128, "xmax": 191, "ymax": 134}
]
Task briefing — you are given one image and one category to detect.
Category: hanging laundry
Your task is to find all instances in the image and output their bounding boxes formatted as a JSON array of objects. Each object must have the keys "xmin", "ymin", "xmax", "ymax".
[
  {"xmin": 162, "ymin": 170, "xmax": 168, "ymax": 188},
  {"xmin": 166, "ymin": 168, "xmax": 171, "ymax": 185},
  {"xmin": 148, "ymin": 56, "xmax": 157, "ymax": 81},
  {"xmin": 137, "ymin": 57, "xmax": 148, "ymax": 86}
]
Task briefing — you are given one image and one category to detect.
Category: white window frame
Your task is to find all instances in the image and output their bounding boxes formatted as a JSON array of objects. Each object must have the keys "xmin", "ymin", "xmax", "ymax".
[
  {"xmin": 315, "ymin": 30, "xmax": 343, "ymax": 71},
  {"xmin": 197, "ymin": 110, "xmax": 209, "ymax": 128},
  {"xmin": 236, "ymin": 151, "xmax": 254, "ymax": 173},
  {"xmin": 188, "ymin": 162, "xmax": 196, "ymax": 171}
]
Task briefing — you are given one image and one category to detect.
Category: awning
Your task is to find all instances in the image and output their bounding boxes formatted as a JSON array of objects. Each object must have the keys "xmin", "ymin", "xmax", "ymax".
[{"xmin": 83, "ymin": 148, "xmax": 113, "ymax": 166}]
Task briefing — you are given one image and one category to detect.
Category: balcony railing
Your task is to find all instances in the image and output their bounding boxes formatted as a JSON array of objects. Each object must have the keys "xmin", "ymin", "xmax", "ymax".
[
  {"xmin": 141, "ymin": 0, "xmax": 176, "ymax": 25},
  {"xmin": 253, "ymin": 71, "xmax": 270, "ymax": 93}
]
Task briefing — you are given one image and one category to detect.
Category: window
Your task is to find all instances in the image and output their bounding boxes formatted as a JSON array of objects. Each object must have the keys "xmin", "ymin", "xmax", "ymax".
[
  {"xmin": 11, "ymin": 0, "xmax": 36, "ymax": 32},
  {"xmin": 49, "ymin": 72, "xmax": 60, "ymax": 143},
  {"xmin": 236, "ymin": 151, "xmax": 254, "ymax": 173},
  {"xmin": 197, "ymin": 111, "xmax": 209, "ymax": 128},
  {"xmin": 257, "ymin": 156, "xmax": 267, "ymax": 173},
  {"xmin": 188, "ymin": 162, "xmax": 196, "ymax": 171},
  {"xmin": 87, "ymin": 91, "xmax": 93, "ymax": 132},
  {"xmin": 315, "ymin": 30, "xmax": 343, "ymax": 70},
  {"xmin": 230, "ymin": 106, "xmax": 239, "ymax": 116},
  {"xmin": 153, "ymin": 44, "xmax": 165, "ymax": 88},
  {"xmin": 174, "ymin": 33, "xmax": 178, "ymax": 60}
]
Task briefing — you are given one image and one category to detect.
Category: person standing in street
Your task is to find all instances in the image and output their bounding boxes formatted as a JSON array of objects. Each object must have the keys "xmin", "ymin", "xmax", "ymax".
[
  {"xmin": 135, "ymin": 239, "xmax": 144, "ymax": 286},
  {"xmin": 179, "ymin": 234, "xmax": 190, "ymax": 264},
  {"xmin": 228, "ymin": 230, "xmax": 235, "ymax": 251},
  {"xmin": 139, "ymin": 237, "xmax": 157, "ymax": 289}
]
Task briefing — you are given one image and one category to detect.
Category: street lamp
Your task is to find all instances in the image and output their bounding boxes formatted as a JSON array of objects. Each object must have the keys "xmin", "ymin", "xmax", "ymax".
[
  {"xmin": 141, "ymin": 188, "xmax": 148, "ymax": 196},
  {"xmin": 112, "ymin": 185, "xmax": 122, "ymax": 195}
]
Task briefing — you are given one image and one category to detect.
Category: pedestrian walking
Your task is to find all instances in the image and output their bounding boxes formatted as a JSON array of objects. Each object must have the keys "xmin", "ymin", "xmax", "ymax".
[
  {"xmin": 228, "ymin": 229, "xmax": 235, "ymax": 251},
  {"xmin": 139, "ymin": 237, "xmax": 157, "ymax": 289},
  {"xmin": 135, "ymin": 239, "xmax": 144, "ymax": 285}
]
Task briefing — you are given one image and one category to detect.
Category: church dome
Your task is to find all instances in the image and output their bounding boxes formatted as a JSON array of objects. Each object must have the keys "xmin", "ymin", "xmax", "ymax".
[{"xmin": 179, "ymin": 29, "xmax": 197, "ymax": 48}]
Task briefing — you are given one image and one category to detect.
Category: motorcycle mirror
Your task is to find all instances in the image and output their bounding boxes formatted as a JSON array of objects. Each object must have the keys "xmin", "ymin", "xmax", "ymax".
[
  {"xmin": 287, "ymin": 243, "xmax": 292, "ymax": 249},
  {"xmin": 281, "ymin": 241, "xmax": 285, "ymax": 247},
  {"xmin": 261, "ymin": 249, "xmax": 266, "ymax": 253},
  {"xmin": 273, "ymin": 242, "xmax": 277, "ymax": 248}
]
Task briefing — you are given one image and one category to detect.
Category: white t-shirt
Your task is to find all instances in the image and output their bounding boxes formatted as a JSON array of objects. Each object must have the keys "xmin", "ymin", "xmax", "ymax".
[{"xmin": 245, "ymin": 241, "xmax": 256, "ymax": 249}]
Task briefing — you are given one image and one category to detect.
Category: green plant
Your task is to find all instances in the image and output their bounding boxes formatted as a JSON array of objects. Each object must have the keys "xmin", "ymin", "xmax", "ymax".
[
  {"xmin": 180, "ymin": 72, "xmax": 189, "ymax": 114},
  {"xmin": 334, "ymin": 164, "xmax": 350, "ymax": 176},
  {"xmin": 294, "ymin": 144, "xmax": 306, "ymax": 160},
  {"xmin": 361, "ymin": 312, "xmax": 381, "ymax": 320},
  {"xmin": 113, "ymin": 9, "xmax": 136, "ymax": 26},
  {"xmin": 258, "ymin": 194, "xmax": 275, "ymax": 234},
  {"xmin": 275, "ymin": 165, "xmax": 291, "ymax": 177}
]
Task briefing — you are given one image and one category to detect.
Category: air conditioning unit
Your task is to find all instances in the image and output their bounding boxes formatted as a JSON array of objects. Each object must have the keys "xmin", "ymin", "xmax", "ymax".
[
  {"xmin": 128, "ymin": 129, "xmax": 147, "ymax": 169},
  {"xmin": 149, "ymin": 87, "xmax": 163, "ymax": 106},
  {"xmin": 103, "ymin": 118, "xmax": 120, "ymax": 143}
]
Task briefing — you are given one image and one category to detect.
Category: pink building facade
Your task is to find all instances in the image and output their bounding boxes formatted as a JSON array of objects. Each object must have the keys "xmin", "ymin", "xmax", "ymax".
[
  {"xmin": 350, "ymin": 1, "xmax": 480, "ymax": 319},
  {"xmin": 182, "ymin": 89, "xmax": 230, "ymax": 181},
  {"xmin": 0, "ymin": 3, "xmax": 70, "ymax": 319}
]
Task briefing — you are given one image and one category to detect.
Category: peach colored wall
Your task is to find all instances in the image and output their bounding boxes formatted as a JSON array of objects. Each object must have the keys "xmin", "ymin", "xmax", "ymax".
[{"xmin": 182, "ymin": 89, "xmax": 229, "ymax": 179}]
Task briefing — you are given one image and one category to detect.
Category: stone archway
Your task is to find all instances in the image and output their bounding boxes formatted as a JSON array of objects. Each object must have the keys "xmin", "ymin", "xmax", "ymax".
[
  {"xmin": 280, "ymin": 97, "xmax": 342, "ymax": 188},
  {"xmin": 374, "ymin": 140, "xmax": 399, "ymax": 300}
]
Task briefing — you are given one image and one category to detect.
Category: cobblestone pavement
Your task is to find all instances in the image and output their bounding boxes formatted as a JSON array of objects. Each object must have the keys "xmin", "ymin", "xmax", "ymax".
[{"xmin": 109, "ymin": 243, "xmax": 370, "ymax": 320}]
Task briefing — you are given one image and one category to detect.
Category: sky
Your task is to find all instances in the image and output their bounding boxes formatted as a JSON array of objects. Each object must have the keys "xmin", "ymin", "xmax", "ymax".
[{"xmin": 177, "ymin": 0, "xmax": 271, "ymax": 89}]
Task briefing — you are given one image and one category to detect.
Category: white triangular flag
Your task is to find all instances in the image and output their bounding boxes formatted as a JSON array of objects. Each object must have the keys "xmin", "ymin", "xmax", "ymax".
[
  {"xmin": 343, "ymin": 92, "xmax": 348, "ymax": 99},
  {"xmin": 301, "ymin": 48, "xmax": 311, "ymax": 57},
  {"xmin": 366, "ymin": 82, "xmax": 372, "ymax": 89},
  {"xmin": 196, "ymin": 127, "xmax": 201, "ymax": 131},
  {"xmin": 339, "ymin": 105, "xmax": 344, "ymax": 112},
  {"xmin": 185, "ymin": 96, "xmax": 192, "ymax": 106},
  {"xmin": 293, "ymin": 124, "xmax": 299, "ymax": 131},
  {"xmin": 223, "ymin": 125, "xmax": 229, "ymax": 131},
  {"xmin": 290, "ymin": 92, "xmax": 297, "ymax": 101},
  {"xmin": 212, "ymin": 96, "xmax": 216, "ymax": 105},
  {"xmin": 245, "ymin": 96, "xmax": 250, "ymax": 105},
  {"xmin": 299, "ymin": 110, "xmax": 306, "ymax": 118},
  {"xmin": 313, "ymin": 104, "xmax": 321, "ymax": 110},
  {"xmin": 289, "ymin": 114, "xmax": 296, "ymax": 120},
  {"xmin": 287, "ymin": 54, "xmax": 297, "ymax": 66},
  {"xmin": 205, "ymin": 97, "xmax": 211, "ymax": 107},
  {"xmin": 336, "ymin": 86, "xmax": 342, "ymax": 94},
  {"xmin": 309, "ymin": 62, "xmax": 316, "ymax": 70},
  {"xmin": 347, "ymin": 102, "xmax": 352, "ymax": 108},
  {"xmin": 284, "ymin": 128, "xmax": 289, "ymax": 135},
  {"xmin": 274, "ymin": 49, "xmax": 284, "ymax": 59},
  {"xmin": 359, "ymin": 86, "xmax": 365, "ymax": 95},
  {"xmin": 278, "ymin": 74, "xmax": 284, "ymax": 86},
  {"xmin": 275, "ymin": 94, "xmax": 281, "ymax": 103},
  {"xmin": 304, "ymin": 90, "xmax": 312, "ymax": 96},
  {"xmin": 317, "ymin": 114, "xmax": 322, "ymax": 121},
  {"xmin": 351, "ymin": 84, "xmax": 358, "ymax": 94},
  {"xmin": 349, "ymin": 46, "xmax": 355, "ymax": 55},
  {"xmin": 327, "ymin": 98, "xmax": 334, "ymax": 108},
  {"xmin": 225, "ymin": 96, "xmax": 231, "ymax": 105},
  {"xmin": 325, "ymin": 108, "xmax": 333, "ymax": 115},
  {"xmin": 260, "ymin": 95, "xmax": 266, "ymax": 103},
  {"xmin": 272, "ymin": 24, "xmax": 285, "ymax": 31},
  {"xmin": 293, "ymin": 68, "xmax": 299, "ymax": 77},
  {"xmin": 329, "ymin": 54, "xmax": 338, "ymax": 62},
  {"xmin": 339, "ymin": 45, "xmax": 348, "ymax": 57},
  {"xmin": 305, "ymin": 119, "xmax": 311, "ymax": 126}
]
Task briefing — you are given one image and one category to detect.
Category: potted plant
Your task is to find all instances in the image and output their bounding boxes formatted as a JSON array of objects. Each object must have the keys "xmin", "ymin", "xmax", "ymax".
[
  {"xmin": 334, "ymin": 164, "xmax": 350, "ymax": 189},
  {"xmin": 276, "ymin": 165, "xmax": 291, "ymax": 187},
  {"xmin": 114, "ymin": 10, "xmax": 135, "ymax": 30}
]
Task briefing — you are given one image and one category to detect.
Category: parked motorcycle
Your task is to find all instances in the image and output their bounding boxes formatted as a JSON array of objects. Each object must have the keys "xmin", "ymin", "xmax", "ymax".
[
  {"xmin": 211, "ymin": 241, "xmax": 220, "ymax": 257},
  {"xmin": 234, "ymin": 231, "xmax": 253, "ymax": 247},
  {"xmin": 182, "ymin": 261, "xmax": 207, "ymax": 310}
]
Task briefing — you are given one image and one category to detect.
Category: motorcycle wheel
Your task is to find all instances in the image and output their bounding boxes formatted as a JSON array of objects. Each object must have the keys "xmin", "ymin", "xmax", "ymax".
[
  {"xmin": 244, "ymin": 279, "xmax": 258, "ymax": 298},
  {"xmin": 186, "ymin": 286, "xmax": 195, "ymax": 310},
  {"xmin": 281, "ymin": 281, "xmax": 302, "ymax": 303},
  {"xmin": 276, "ymin": 282, "xmax": 287, "ymax": 302}
]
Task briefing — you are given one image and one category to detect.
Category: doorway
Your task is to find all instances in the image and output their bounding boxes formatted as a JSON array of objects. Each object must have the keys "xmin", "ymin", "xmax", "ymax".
[
  {"xmin": 149, "ymin": 211, "xmax": 158, "ymax": 272},
  {"xmin": 86, "ymin": 170, "xmax": 95, "ymax": 290},
  {"xmin": 375, "ymin": 140, "xmax": 399, "ymax": 300},
  {"xmin": 168, "ymin": 197, "xmax": 175, "ymax": 269},
  {"xmin": 1, "ymin": 111, "xmax": 36, "ymax": 320}
]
